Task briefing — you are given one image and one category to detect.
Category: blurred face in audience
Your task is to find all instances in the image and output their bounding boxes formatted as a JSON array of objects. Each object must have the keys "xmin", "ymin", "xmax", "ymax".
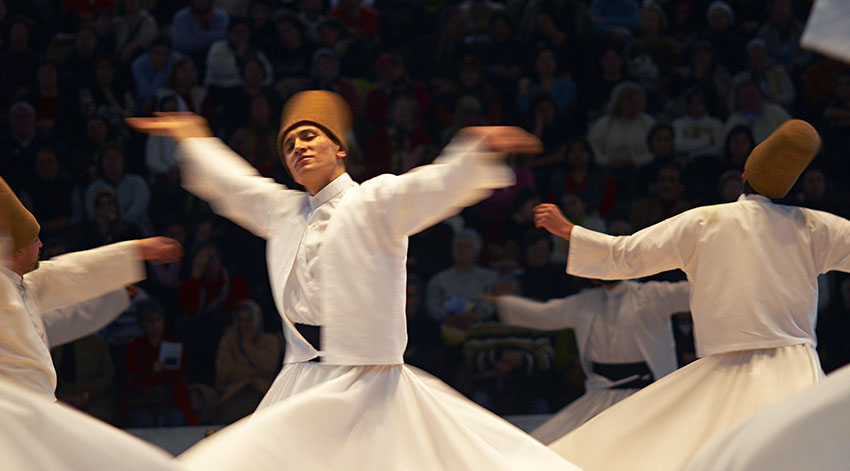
[
  {"xmin": 9, "ymin": 103, "xmax": 35, "ymax": 137},
  {"xmin": 242, "ymin": 59, "xmax": 265, "ymax": 89},
  {"xmin": 86, "ymin": 117, "xmax": 109, "ymax": 143},
  {"xmin": 650, "ymin": 127, "xmax": 674, "ymax": 158},
  {"xmin": 95, "ymin": 58, "xmax": 115, "ymax": 88},
  {"xmin": 639, "ymin": 8, "xmax": 661, "ymax": 35},
  {"xmin": 140, "ymin": 310, "xmax": 165, "ymax": 343},
  {"xmin": 524, "ymin": 237, "xmax": 552, "ymax": 269},
  {"xmin": 452, "ymin": 235, "xmax": 479, "ymax": 267},
  {"xmin": 150, "ymin": 43, "xmax": 170, "ymax": 71},
  {"xmin": 175, "ymin": 60, "xmax": 198, "ymax": 89},
  {"xmin": 719, "ymin": 176, "xmax": 743, "ymax": 202},
  {"xmin": 249, "ymin": 95, "xmax": 271, "ymax": 125},
  {"xmin": 736, "ymin": 83, "xmax": 761, "ymax": 111},
  {"xmin": 560, "ymin": 193, "xmax": 587, "ymax": 220},
  {"xmin": 727, "ymin": 130, "xmax": 753, "ymax": 165},
  {"xmin": 35, "ymin": 150, "xmax": 60, "ymax": 181},
  {"xmin": 686, "ymin": 93, "xmax": 707, "ymax": 118},
  {"xmin": 235, "ymin": 309, "xmax": 257, "ymax": 339},
  {"xmin": 9, "ymin": 21, "xmax": 28, "ymax": 51},
  {"xmin": 656, "ymin": 167, "xmax": 683, "ymax": 202},
  {"xmin": 534, "ymin": 50, "xmax": 557, "ymax": 78},
  {"xmin": 95, "ymin": 193, "xmax": 119, "ymax": 221},
  {"xmin": 618, "ymin": 90, "xmax": 644, "ymax": 119},
  {"xmin": 747, "ymin": 45, "xmax": 767, "ymax": 70},
  {"xmin": 802, "ymin": 169, "xmax": 826, "ymax": 201},
  {"xmin": 75, "ymin": 29, "xmax": 97, "ymax": 56},
  {"xmin": 600, "ymin": 49, "xmax": 623, "ymax": 77},
  {"xmin": 102, "ymin": 148, "xmax": 125, "ymax": 183},
  {"xmin": 567, "ymin": 141, "xmax": 591, "ymax": 170},
  {"xmin": 37, "ymin": 62, "xmax": 59, "ymax": 92},
  {"xmin": 708, "ymin": 7, "xmax": 732, "ymax": 32}
]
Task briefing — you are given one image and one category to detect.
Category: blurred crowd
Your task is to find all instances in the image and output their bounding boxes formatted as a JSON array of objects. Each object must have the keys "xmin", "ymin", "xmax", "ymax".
[{"xmin": 3, "ymin": 0, "xmax": 850, "ymax": 426}]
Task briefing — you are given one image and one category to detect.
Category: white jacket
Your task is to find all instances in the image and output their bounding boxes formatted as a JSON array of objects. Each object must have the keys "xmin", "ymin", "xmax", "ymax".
[{"xmin": 177, "ymin": 136, "xmax": 513, "ymax": 365}]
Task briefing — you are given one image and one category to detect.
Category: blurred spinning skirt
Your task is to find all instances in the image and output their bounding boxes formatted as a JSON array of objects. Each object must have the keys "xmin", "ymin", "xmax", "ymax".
[
  {"xmin": 0, "ymin": 380, "xmax": 177, "ymax": 470},
  {"xmin": 532, "ymin": 388, "xmax": 637, "ymax": 445},
  {"xmin": 177, "ymin": 363, "xmax": 580, "ymax": 470},
  {"xmin": 549, "ymin": 344, "xmax": 822, "ymax": 471}
]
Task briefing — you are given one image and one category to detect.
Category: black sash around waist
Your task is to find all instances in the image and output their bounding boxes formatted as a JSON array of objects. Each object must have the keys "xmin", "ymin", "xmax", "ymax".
[
  {"xmin": 295, "ymin": 323, "xmax": 321, "ymax": 362},
  {"xmin": 592, "ymin": 361, "xmax": 654, "ymax": 389}
]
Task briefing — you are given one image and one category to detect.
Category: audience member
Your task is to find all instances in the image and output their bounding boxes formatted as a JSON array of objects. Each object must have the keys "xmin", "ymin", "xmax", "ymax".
[
  {"xmin": 757, "ymin": 0, "xmax": 812, "ymax": 72},
  {"xmin": 363, "ymin": 93, "xmax": 435, "ymax": 179},
  {"xmin": 120, "ymin": 299, "xmax": 199, "ymax": 427},
  {"xmin": 214, "ymin": 299, "xmax": 281, "ymax": 424},
  {"xmin": 52, "ymin": 334, "xmax": 117, "ymax": 423},
  {"xmin": 516, "ymin": 47, "xmax": 576, "ymax": 125},
  {"xmin": 131, "ymin": 36, "xmax": 183, "ymax": 113},
  {"xmin": 178, "ymin": 242, "xmax": 250, "ymax": 385},
  {"xmin": 672, "ymin": 88, "xmax": 724, "ymax": 159},
  {"xmin": 721, "ymin": 124, "xmax": 755, "ymax": 170},
  {"xmin": 0, "ymin": 101, "xmax": 50, "ymax": 192},
  {"xmin": 227, "ymin": 92, "xmax": 284, "ymax": 179},
  {"xmin": 113, "ymin": 0, "xmax": 159, "ymax": 65},
  {"xmin": 628, "ymin": 163, "xmax": 690, "ymax": 231},
  {"xmin": 78, "ymin": 54, "xmax": 136, "ymax": 141},
  {"xmin": 723, "ymin": 78, "xmax": 791, "ymax": 143},
  {"xmin": 734, "ymin": 37, "xmax": 796, "ymax": 109},
  {"xmin": 426, "ymin": 229, "xmax": 499, "ymax": 330},
  {"xmin": 171, "ymin": 0, "xmax": 229, "ymax": 69},
  {"xmin": 203, "ymin": 16, "xmax": 273, "ymax": 90},
  {"xmin": 81, "ymin": 142, "xmax": 151, "ymax": 232},
  {"xmin": 0, "ymin": 16, "xmax": 41, "ymax": 107},
  {"xmin": 20, "ymin": 146, "xmax": 78, "ymax": 242},
  {"xmin": 81, "ymin": 188, "xmax": 144, "ymax": 248},
  {"xmin": 548, "ymin": 137, "xmax": 617, "ymax": 218}
]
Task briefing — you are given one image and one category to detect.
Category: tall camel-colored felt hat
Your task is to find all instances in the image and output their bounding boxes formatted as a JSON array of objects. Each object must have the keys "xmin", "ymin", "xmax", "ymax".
[
  {"xmin": 744, "ymin": 119, "xmax": 821, "ymax": 199},
  {"xmin": 277, "ymin": 90, "xmax": 353, "ymax": 162},
  {"xmin": 0, "ymin": 177, "xmax": 39, "ymax": 254}
]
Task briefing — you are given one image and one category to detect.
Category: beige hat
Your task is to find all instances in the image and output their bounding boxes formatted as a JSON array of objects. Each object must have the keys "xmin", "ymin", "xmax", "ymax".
[
  {"xmin": 0, "ymin": 177, "xmax": 40, "ymax": 254},
  {"xmin": 277, "ymin": 90, "xmax": 352, "ymax": 163},
  {"xmin": 744, "ymin": 120, "xmax": 821, "ymax": 199}
]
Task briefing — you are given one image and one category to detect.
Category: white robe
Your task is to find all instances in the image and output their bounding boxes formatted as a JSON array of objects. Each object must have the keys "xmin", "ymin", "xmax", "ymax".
[
  {"xmin": 0, "ymin": 241, "xmax": 144, "ymax": 398},
  {"xmin": 0, "ymin": 378, "xmax": 179, "ymax": 471},
  {"xmin": 550, "ymin": 194, "xmax": 850, "ymax": 470},
  {"xmin": 173, "ymin": 136, "xmax": 581, "ymax": 470},
  {"xmin": 497, "ymin": 280, "xmax": 689, "ymax": 443},
  {"xmin": 685, "ymin": 362, "xmax": 850, "ymax": 471}
]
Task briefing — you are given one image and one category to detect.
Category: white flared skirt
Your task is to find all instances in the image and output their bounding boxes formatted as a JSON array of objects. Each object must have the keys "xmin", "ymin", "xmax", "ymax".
[
  {"xmin": 685, "ymin": 361, "xmax": 850, "ymax": 471},
  {"xmin": 178, "ymin": 362, "xmax": 581, "ymax": 470},
  {"xmin": 532, "ymin": 388, "xmax": 637, "ymax": 445},
  {"xmin": 0, "ymin": 380, "xmax": 177, "ymax": 470},
  {"xmin": 549, "ymin": 343, "xmax": 823, "ymax": 471}
]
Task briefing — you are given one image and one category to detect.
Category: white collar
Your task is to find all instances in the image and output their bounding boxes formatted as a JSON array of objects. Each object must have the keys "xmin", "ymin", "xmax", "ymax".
[
  {"xmin": 738, "ymin": 193, "xmax": 770, "ymax": 203},
  {"xmin": 310, "ymin": 173, "xmax": 355, "ymax": 210}
]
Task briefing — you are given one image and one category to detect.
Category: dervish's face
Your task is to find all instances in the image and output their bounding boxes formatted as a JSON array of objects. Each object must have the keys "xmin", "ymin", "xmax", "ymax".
[
  {"xmin": 15, "ymin": 237, "xmax": 42, "ymax": 275},
  {"xmin": 282, "ymin": 124, "xmax": 346, "ymax": 194}
]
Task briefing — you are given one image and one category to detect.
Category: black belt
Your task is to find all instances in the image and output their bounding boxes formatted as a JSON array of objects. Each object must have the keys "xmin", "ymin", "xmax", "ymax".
[
  {"xmin": 592, "ymin": 361, "xmax": 654, "ymax": 389},
  {"xmin": 295, "ymin": 323, "xmax": 321, "ymax": 362}
]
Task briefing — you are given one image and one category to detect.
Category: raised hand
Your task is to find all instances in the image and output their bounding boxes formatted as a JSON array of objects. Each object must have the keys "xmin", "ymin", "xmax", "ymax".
[
  {"xmin": 533, "ymin": 203, "xmax": 574, "ymax": 241},
  {"xmin": 136, "ymin": 237, "xmax": 184, "ymax": 265},
  {"xmin": 125, "ymin": 112, "xmax": 212, "ymax": 142},
  {"xmin": 460, "ymin": 126, "xmax": 543, "ymax": 155}
]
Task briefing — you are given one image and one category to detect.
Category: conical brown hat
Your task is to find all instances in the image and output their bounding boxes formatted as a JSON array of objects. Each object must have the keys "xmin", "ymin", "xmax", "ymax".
[
  {"xmin": 277, "ymin": 90, "xmax": 352, "ymax": 163},
  {"xmin": 744, "ymin": 119, "xmax": 821, "ymax": 199},
  {"xmin": 0, "ymin": 177, "xmax": 39, "ymax": 253}
]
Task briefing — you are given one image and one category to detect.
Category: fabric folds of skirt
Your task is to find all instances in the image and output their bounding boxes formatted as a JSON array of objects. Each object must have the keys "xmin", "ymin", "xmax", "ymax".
[
  {"xmin": 549, "ymin": 344, "xmax": 823, "ymax": 471},
  {"xmin": 178, "ymin": 363, "xmax": 582, "ymax": 470}
]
